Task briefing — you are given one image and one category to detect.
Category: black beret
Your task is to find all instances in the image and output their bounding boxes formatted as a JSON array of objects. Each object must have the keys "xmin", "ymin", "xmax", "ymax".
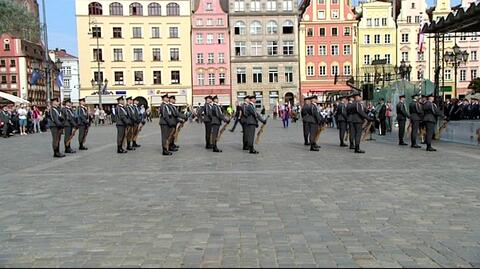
[
  {"xmin": 161, "ymin": 94, "xmax": 169, "ymax": 99},
  {"xmin": 169, "ymin": 95, "xmax": 176, "ymax": 100}
]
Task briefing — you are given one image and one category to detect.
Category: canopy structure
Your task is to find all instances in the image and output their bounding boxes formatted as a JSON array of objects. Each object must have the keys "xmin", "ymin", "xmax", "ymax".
[
  {"xmin": 0, "ymin": 91, "xmax": 30, "ymax": 104},
  {"xmin": 423, "ymin": 2, "xmax": 480, "ymax": 33}
]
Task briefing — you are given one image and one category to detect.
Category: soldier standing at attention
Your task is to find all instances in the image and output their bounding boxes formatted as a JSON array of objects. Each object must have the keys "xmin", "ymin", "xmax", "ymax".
[
  {"xmin": 309, "ymin": 96, "xmax": 324, "ymax": 151},
  {"xmin": 49, "ymin": 98, "xmax": 65, "ymax": 158},
  {"xmin": 125, "ymin": 97, "xmax": 137, "ymax": 151},
  {"xmin": 201, "ymin": 96, "xmax": 214, "ymax": 149},
  {"xmin": 409, "ymin": 94, "xmax": 423, "ymax": 149},
  {"xmin": 301, "ymin": 96, "xmax": 312, "ymax": 146},
  {"xmin": 240, "ymin": 96, "xmax": 249, "ymax": 150},
  {"xmin": 167, "ymin": 95, "xmax": 182, "ymax": 152},
  {"xmin": 244, "ymin": 95, "xmax": 267, "ymax": 154},
  {"xmin": 1, "ymin": 105, "xmax": 11, "ymax": 138},
  {"xmin": 396, "ymin": 95, "xmax": 409, "ymax": 146},
  {"xmin": 132, "ymin": 98, "xmax": 142, "ymax": 148},
  {"xmin": 347, "ymin": 93, "xmax": 371, "ymax": 154},
  {"xmin": 115, "ymin": 96, "xmax": 129, "ymax": 154},
  {"xmin": 77, "ymin": 98, "xmax": 89, "ymax": 150},
  {"xmin": 210, "ymin": 96, "xmax": 230, "ymax": 153},
  {"xmin": 159, "ymin": 94, "xmax": 174, "ymax": 156},
  {"xmin": 423, "ymin": 94, "xmax": 440, "ymax": 152},
  {"xmin": 377, "ymin": 98, "xmax": 387, "ymax": 136},
  {"xmin": 346, "ymin": 95, "xmax": 355, "ymax": 149},
  {"xmin": 335, "ymin": 95, "xmax": 348, "ymax": 147},
  {"xmin": 62, "ymin": 99, "xmax": 77, "ymax": 154}
]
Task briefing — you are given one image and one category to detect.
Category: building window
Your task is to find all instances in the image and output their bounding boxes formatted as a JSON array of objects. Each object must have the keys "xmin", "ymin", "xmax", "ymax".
[
  {"xmin": 92, "ymin": 26, "xmax": 101, "ymax": 38},
  {"xmin": 251, "ymin": 42, "xmax": 262, "ymax": 56},
  {"xmin": 471, "ymin": 69, "xmax": 478, "ymax": 80},
  {"xmin": 374, "ymin": 34, "xmax": 380, "ymax": 44},
  {"xmin": 109, "ymin": 2, "xmax": 123, "ymax": 15},
  {"xmin": 113, "ymin": 27, "xmax": 122, "ymax": 38},
  {"xmin": 471, "ymin": 51, "xmax": 477, "ymax": 61},
  {"xmin": 364, "ymin": 35, "xmax": 370, "ymax": 44},
  {"xmin": 132, "ymin": 27, "xmax": 142, "ymax": 38},
  {"xmin": 343, "ymin": 44, "xmax": 351, "ymax": 55},
  {"xmin": 283, "ymin": 0, "xmax": 293, "ymax": 11},
  {"xmin": 218, "ymin": 53, "xmax": 225, "ymax": 64},
  {"xmin": 401, "ymin": 51, "xmax": 409, "ymax": 61},
  {"xmin": 331, "ymin": 45, "xmax": 339, "ymax": 55},
  {"xmin": 385, "ymin": 54, "xmax": 391, "ymax": 64},
  {"xmin": 344, "ymin": 65, "xmax": 351, "ymax": 75},
  {"xmin": 133, "ymin": 48, "xmax": 143, "ymax": 61},
  {"xmin": 307, "ymin": 28, "xmax": 314, "ymax": 37},
  {"xmin": 93, "ymin": 48, "xmax": 103, "ymax": 61},
  {"xmin": 196, "ymin": 33, "xmax": 203, "ymax": 44},
  {"xmin": 374, "ymin": 18, "xmax": 380, "ymax": 26},
  {"xmin": 251, "ymin": 0, "xmax": 261, "ymax": 11},
  {"xmin": 11, "ymin": 75, "xmax": 17, "ymax": 84},
  {"xmin": 417, "ymin": 52, "xmax": 424, "ymax": 61},
  {"xmin": 9, "ymin": 59, "xmax": 16, "ymax": 67},
  {"xmin": 219, "ymin": 73, "xmax": 226, "ymax": 85},
  {"xmin": 151, "ymin": 27, "xmax": 160, "ymax": 38},
  {"xmin": 344, "ymin": 27, "xmax": 351, "ymax": 36},
  {"xmin": 445, "ymin": 69, "xmax": 451, "ymax": 80},
  {"xmin": 250, "ymin": 21, "xmax": 262, "ymax": 35},
  {"xmin": 367, "ymin": 19, "xmax": 372, "ymax": 26},
  {"xmin": 319, "ymin": 45, "xmax": 326, "ymax": 55},
  {"xmin": 267, "ymin": 41, "xmax": 278, "ymax": 56},
  {"xmin": 4, "ymin": 43, "xmax": 10, "ymax": 51},
  {"xmin": 401, "ymin": 33, "xmax": 409, "ymax": 43},
  {"xmin": 331, "ymin": 10, "xmax": 339, "ymax": 19},
  {"xmin": 282, "ymin": 21, "xmax": 294, "ymax": 34},
  {"xmin": 197, "ymin": 73, "xmax": 205, "ymax": 86},
  {"xmin": 153, "ymin": 71, "xmax": 162, "ymax": 84},
  {"xmin": 207, "ymin": 33, "xmax": 214, "ymax": 44},
  {"xmin": 306, "ymin": 45, "xmax": 314, "ymax": 56},
  {"xmin": 283, "ymin": 41, "xmax": 294, "ymax": 55},
  {"xmin": 197, "ymin": 53, "xmax": 204, "ymax": 64},
  {"xmin": 285, "ymin": 66, "xmax": 293, "ymax": 83},
  {"xmin": 269, "ymin": 67, "xmax": 278, "ymax": 83},
  {"xmin": 129, "ymin": 2, "xmax": 143, "ymax": 15},
  {"xmin": 207, "ymin": 19, "xmax": 213, "ymax": 26},
  {"xmin": 266, "ymin": 0, "xmax": 277, "ymax": 11},
  {"xmin": 374, "ymin": 54, "xmax": 380, "ymax": 61},
  {"xmin": 169, "ymin": 27, "xmax": 179, "ymax": 38},
  {"xmin": 152, "ymin": 48, "xmax": 161, "ymax": 61},
  {"xmin": 93, "ymin": 71, "xmax": 103, "ymax": 83},
  {"xmin": 253, "ymin": 67, "xmax": 263, "ymax": 83},
  {"xmin": 407, "ymin": 16, "xmax": 412, "ymax": 23},
  {"xmin": 64, "ymin": 66, "xmax": 71, "ymax": 75},
  {"xmin": 217, "ymin": 33, "xmax": 225, "ymax": 44},
  {"xmin": 196, "ymin": 19, "xmax": 203, "ymax": 26},
  {"xmin": 237, "ymin": 68, "xmax": 246, "ymax": 84},
  {"xmin": 460, "ymin": 70, "xmax": 467, "ymax": 81},
  {"xmin": 218, "ymin": 18, "xmax": 224, "ymax": 26},
  {"xmin": 170, "ymin": 48, "xmax": 179, "ymax": 61},
  {"xmin": 208, "ymin": 73, "xmax": 215, "ymax": 85},
  {"xmin": 0, "ymin": 60, "xmax": 5, "ymax": 67},
  {"xmin": 166, "ymin": 3, "xmax": 180, "ymax": 16},
  {"xmin": 208, "ymin": 53, "xmax": 214, "ymax": 64},
  {"xmin": 171, "ymin": 71, "xmax": 180, "ymax": 84},
  {"xmin": 318, "ymin": 10, "xmax": 325, "ymax": 19},
  {"xmin": 267, "ymin": 21, "xmax": 278, "ymax": 34},
  {"xmin": 319, "ymin": 65, "xmax": 326, "ymax": 76},
  {"xmin": 382, "ymin": 18, "xmax": 387, "ymax": 26},
  {"xmin": 319, "ymin": 27, "xmax": 325, "ymax": 36},
  {"xmin": 113, "ymin": 48, "xmax": 123, "ymax": 61},
  {"xmin": 364, "ymin": 55, "xmax": 370, "ymax": 65},
  {"xmin": 148, "ymin": 3, "xmax": 161, "ymax": 15},
  {"xmin": 235, "ymin": 42, "xmax": 246, "ymax": 56},
  {"xmin": 63, "ymin": 78, "xmax": 69, "ymax": 88},
  {"xmin": 206, "ymin": 2, "xmax": 213, "ymax": 11},
  {"xmin": 385, "ymin": 34, "xmax": 391, "ymax": 44},
  {"xmin": 234, "ymin": 21, "xmax": 246, "ymax": 35},
  {"xmin": 1, "ymin": 75, "xmax": 7, "ymax": 84},
  {"xmin": 234, "ymin": 0, "xmax": 245, "ymax": 12},
  {"xmin": 307, "ymin": 65, "xmax": 314, "ymax": 76},
  {"xmin": 133, "ymin": 71, "xmax": 143, "ymax": 85},
  {"xmin": 88, "ymin": 2, "xmax": 102, "ymax": 15},
  {"xmin": 114, "ymin": 71, "xmax": 124, "ymax": 85}
]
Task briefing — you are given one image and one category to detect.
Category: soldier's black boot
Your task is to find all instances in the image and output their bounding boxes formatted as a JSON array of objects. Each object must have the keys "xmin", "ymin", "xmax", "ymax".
[
  {"xmin": 127, "ymin": 142, "xmax": 134, "ymax": 151},
  {"xmin": 304, "ymin": 141, "xmax": 310, "ymax": 146},
  {"xmin": 411, "ymin": 144, "xmax": 421, "ymax": 149},
  {"xmin": 54, "ymin": 150, "xmax": 65, "ymax": 158},
  {"xmin": 310, "ymin": 144, "xmax": 319, "ymax": 151},
  {"xmin": 243, "ymin": 144, "xmax": 248, "ymax": 150},
  {"xmin": 206, "ymin": 144, "xmax": 213, "ymax": 149},
  {"xmin": 213, "ymin": 144, "xmax": 222, "ymax": 153},
  {"xmin": 133, "ymin": 141, "xmax": 141, "ymax": 148},
  {"xmin": 349, "ymin": 144, "xmax": 355, "ymax": 150},
  {"xmin": 65, "ymin": 147, "xmax": 76, "ymax": 154},
  {"xmin": 426, "ymin": 147, "xmax": 437, "ymax": 152},
  {"xmin": 117, "ymin": 146, "xmax": 127, "ymax": 154},
  {"xmin": 79, "ymin": 144, "xmax": 88, "ymax": 150},
  {"xmin": 163, "ymin": 148, "xmax": 173, "ymax": 156},
  {"xmin": 249, "ymin": 147, "xmax": 259, "ymax": 154},
  {"xmin": 399, "ymin": 140, "xmax": 408, "ymax": 146},
  {"xmin": 354, "ymin": 146, "xmax": 365, "ymax": 154}
]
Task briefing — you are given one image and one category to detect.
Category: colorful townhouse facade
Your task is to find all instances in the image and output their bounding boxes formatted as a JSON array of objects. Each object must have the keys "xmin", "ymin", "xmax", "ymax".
[
  {"xmin": 191, "ymin": 0, "xmax": 231, "ymax": 106},
  {"xmin": 299, "ymin": 0, "xmax": 357, "ymax": 101}
]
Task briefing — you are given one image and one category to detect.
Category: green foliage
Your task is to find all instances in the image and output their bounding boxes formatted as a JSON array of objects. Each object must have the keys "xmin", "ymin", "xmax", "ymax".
[
  {"xmin": 0, "ymin": 0, "xmax": 41, "ymax": 42},
  {"xmin": 468, "ymin": 78, "xmax": 480, "ymax": 94}
]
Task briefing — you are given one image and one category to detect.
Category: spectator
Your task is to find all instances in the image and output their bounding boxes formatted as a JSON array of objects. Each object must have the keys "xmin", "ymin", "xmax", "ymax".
[
  {"xmin": 17, "ymin": 104, "xmax": 28, "ymax": 135},
  {"xmin": 281, "ymin": 103, "xmax": 290, "ymax": 128},
  {"xmin": 99, "ymin": 108, "xmax": 106, "ymax": 125},
  {"xmin": 32, "ymin": 106, "xmax": 42, "ymax": 133},
  {"xmin": 94, "ymin": 106, "xmax": 100, "ymax": 126},
  {"xmin": 386, "ymin": 101, "xmax": 393, "ymax": 133}
]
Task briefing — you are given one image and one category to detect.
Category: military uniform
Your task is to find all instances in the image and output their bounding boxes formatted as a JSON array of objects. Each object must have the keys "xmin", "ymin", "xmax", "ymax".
[
  {"xmin": 423, "ymin": 96, "xmax": 441, "ymax": 151},
  {"xmin": 49, "ymin": 99, "xmax": 65, "ymax": 158},
  {"xmin": 159, "ymin": 95, "xmax": 177, "ymax": 155},
  {"xmin": 347, "ymin": 94, "xmax": 371, "ymax": 153},
  {"xmin": 301, "ymin": 101, "xmax": 311, "ymax": 146},
  {"xmin": 240, "ymin": 100, "xmax": 248, "ymax": 150},
  {"xmin": 200, "ymin": 96, "xmax": 214, "ymax": 149},
  {"xmin": 408, "ymin": 95, "xmax": 424, "ymax": 148},
  {"xmin": 1, "ymin": 108, "xmax": 11, "ymax": 138},
  {"xmin": 304, "ymin": 96, "xmax": 324, "ymax": 151},
  {"xmin": 115, "ymin": 97, "xmax": 130, "ymax": 153},
  {"xmin": 346, "ymin": 100, "xmax": 355, "ymax": 149},
  {"xmin": 377, "ymin": 101, "xmax": 387, "ymax": 136},
  {"xmin": 335, "ymin": 99, "xmax": 348, "ymax": 147},
  {"xmin": 126, "ymin": 98, "xmax": 137, "ymax": 151},
  {"xmin": 396, "ymin": 95, "xmax": 408, "ymax": 146},
  {"xmin": 77, "ymin": 99, "xmax": 89, "ymax": 150},
  {"xmin": 244, "ymin": 97, "xmax": 266, "ymax": 154},
  {"xmin": 62, "ymin": 101, "xmax": 78, "ymax": 153},
  {"xmin": 132, "ymin": 103, "xmax": 142, "ymax": 148},
  {"xmin": 210, "ymin": 97, "xmax": 229, "ymax": 152},
  {"xmin": 167, "ymin": 97, "xmax": 184, "ymax": 151}
]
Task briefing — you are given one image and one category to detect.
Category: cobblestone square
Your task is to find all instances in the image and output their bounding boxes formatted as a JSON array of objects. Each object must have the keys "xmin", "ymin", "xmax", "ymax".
[{"xmin": 0, "ymin": 120, "xmax": 479, "ymax": 268}]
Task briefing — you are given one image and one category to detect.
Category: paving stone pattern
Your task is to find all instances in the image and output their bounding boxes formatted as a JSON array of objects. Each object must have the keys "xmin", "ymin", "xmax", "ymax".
[{"xmin": 0, "ymin": 120, "xmax": 479, "ymax": 268}]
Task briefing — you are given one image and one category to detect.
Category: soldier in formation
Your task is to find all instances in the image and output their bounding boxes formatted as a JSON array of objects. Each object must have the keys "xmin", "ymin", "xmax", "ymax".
[
  {"xmin": 301, "ymin": 96, "xmax": 312, "ymax": 146},
  {"xmin": 115, "ymin": 96, "xmax": 130, "ymax": 154},
  {"xmin": 409, "ymin": 94, "xmax": 424, "ymax": 149},
  {"xmin": 334, "ymin": 95, "xmax": 348, "ymax": 147},
  {"xmin": 77, "ymin": 98, "xmax": 89, "ymax": 150},
  {"xmin": 422, "ymin": 94, "xmax": 442, "ymax": 152},
  {"xmin": 62, "ymin": 99, "xmax": 77, "ymax": 154},
  {"xmin": 210, "ymin": 96, "xmax": 230, "ymax": 153},
  {"xmin": 347, "ymin": 93, "xmax": 372, "ymax": 154},
  {"xmin": 302, "ymin": 95, "xmax": 324, "ymax": 151},
  {"xmin": 48, "ymin": 98, "xmax": 65, "ymax": 158},
  {"xmin": 200, "ymin": 96, "xmax": 214, "ymax": 150},
  {"xmin": 1, "ymin": 105, "xmax": 12, "ymax": 138},
  {"xmin": 244, "ymin": 95, "xmax": 267, "ymax": 154},
  {"xmin": 396, "ymin": 95, "xmax": 408, "ymax": 146}
]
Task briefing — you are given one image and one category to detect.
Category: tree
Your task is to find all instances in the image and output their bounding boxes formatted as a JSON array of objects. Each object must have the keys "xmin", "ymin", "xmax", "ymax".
[
  {"xmin": 0, "ymin": 0, "xmax": 41, "ymax": 42},
  {"xmin": 468, "ymin": 78, "xmax": 480, "ymax": 94}
]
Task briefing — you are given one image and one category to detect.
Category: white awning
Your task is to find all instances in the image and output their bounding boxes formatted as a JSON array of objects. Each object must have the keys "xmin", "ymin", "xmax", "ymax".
[
  {"xmin": 0, "ymin": 91, "xmax": 30, "ymax": 104},
  {"xmin": 84, "ymin": 95, "xmax": 124, "ymax": 105}
]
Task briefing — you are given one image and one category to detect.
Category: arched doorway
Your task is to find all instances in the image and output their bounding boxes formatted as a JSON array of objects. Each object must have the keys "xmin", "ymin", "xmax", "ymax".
[
  {"xmin": 284, "ymin": 92, "xmax": 294, "ymax": 106},
  {"xmin": 134, "ymin": 96, "xmax": 148, "ymax": 109}
]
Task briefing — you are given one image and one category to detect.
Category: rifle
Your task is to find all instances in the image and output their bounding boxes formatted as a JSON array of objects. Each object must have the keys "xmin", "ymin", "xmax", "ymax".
[
  {"xmin": 362, "ymin": 121, "xmax": 374, "ymax": 142},
  {"xmin": 434, "ymin": 120, "xmax": 449, "ymax": 140},
  {"xmin": 82, "ymin": 125, "xmax": 90, "ymax": 144},
  {"xmin": 216, "ymin": 118, "xmax": 231, "ymax": 143},
  {"xmin": 173, "ymin": 121, "xmax": 186, "ymax": 143},
  {"xmin": 255, "ymin": 115, "xmax": 270, "ymax": 145},
  {"xmin": 66, "ymin": 127, "xmax": 78, "ymax": 145},
  {"xmin": 314, "ymin": 123, "xmax": 326, "ymax": 144},
  {"xmin": 406, "ymin": 121, "xmax": 412, "ymax": 139}
]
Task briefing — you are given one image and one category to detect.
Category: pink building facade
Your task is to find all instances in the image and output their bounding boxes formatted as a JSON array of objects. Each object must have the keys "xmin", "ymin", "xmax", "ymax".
[
  {"xmin": 300, "ymin": 0, "xmax": 357, "ymax": 99},
  {"xmin": 191, "ymin": 0, "xmax": 231, "ymax": 106}
]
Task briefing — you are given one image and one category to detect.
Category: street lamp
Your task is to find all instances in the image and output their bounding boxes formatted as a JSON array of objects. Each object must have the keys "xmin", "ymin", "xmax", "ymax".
[
  {"xmin": 91, "ymin": 78, "xmax": 109, "ymax": 108},
  {"xmin": 394, "ymin": 60, "xmax": 412, "ymax": 81},
  {"xmin": 444, "ymin": 43, "xmax": 469, "ymax": 98},
  {"xmin": 88, "ymin": 17, "xmax": 104, "ymax": 109}
]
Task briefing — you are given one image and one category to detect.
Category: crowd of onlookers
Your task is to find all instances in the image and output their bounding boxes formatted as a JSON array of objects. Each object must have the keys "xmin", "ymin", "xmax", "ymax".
[{"xmin": 444, "ymin": 98, "xmax": 480, "ymax": 121}]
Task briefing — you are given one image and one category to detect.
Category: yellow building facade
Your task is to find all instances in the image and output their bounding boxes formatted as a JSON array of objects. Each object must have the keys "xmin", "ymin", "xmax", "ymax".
[
  {"xmin": 356, "ymin": 1, "xmax": 397, "ymax": 88},
  {"xmin": 76, "ymin": 0, "xmax": 192, "ymax": 107}
]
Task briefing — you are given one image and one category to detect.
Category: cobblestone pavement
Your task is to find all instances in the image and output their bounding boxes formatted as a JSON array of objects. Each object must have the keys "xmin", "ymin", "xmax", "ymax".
[{"xmin": 0, "ymin": 119, "xmax": 479, "ymax": 268}]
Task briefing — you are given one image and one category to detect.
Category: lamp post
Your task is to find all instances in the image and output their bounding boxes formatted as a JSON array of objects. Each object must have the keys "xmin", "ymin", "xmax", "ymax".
[
  {"xmin": 91, "ymin": 78, "xmax": 108, "ymax": 108},
  {"xmin": 53, "ymin": 58, "xmax": 63, "ymax": 100},
  {"xmin": 444, "ymin": 43, "xmax": 469, "ymax": 98},
  {"xmin": 88, "ymin": 17, "xmax": 104, "ymax": 109}
]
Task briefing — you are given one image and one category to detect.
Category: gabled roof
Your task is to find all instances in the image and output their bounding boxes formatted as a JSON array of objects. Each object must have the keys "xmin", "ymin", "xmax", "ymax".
[
  {"xmin": 423, "ymin": 1, "xmax": 480, "ymax": 33},
  {"xmin": 51, "ymin": 49, "xmax": 78, "ymax": 59},
  {"xmin": 192, "ymin": 0, "xmax": 228, "ymax": 13}
]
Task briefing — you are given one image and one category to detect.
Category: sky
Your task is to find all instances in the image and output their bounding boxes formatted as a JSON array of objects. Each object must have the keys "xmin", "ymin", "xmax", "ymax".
[{"xmin": 41, "ymin": 0, "xmax": 462, "ymax": 57}]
